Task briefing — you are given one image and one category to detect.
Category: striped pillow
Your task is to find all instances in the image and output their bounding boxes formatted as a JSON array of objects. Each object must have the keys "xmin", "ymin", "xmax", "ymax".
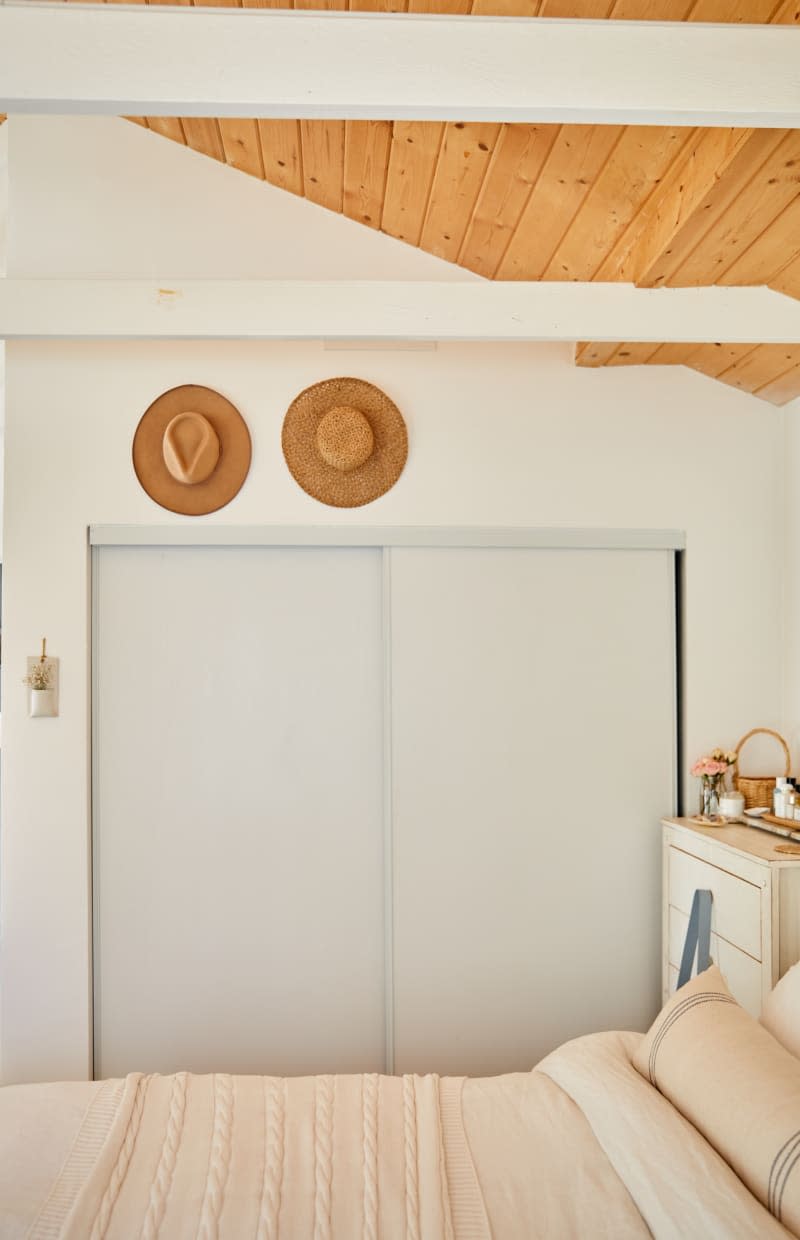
[
  {"xmin": 633, "ymin": 965, "xmax": 800, "ymax": 1236},
  {"xmin": 762, "ymin": 961, "xmax": 800, "ymax": 1060}
]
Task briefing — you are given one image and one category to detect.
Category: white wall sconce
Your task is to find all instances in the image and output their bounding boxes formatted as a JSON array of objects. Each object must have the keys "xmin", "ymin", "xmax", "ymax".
[{"xmin": 25, "ymin": 638, "xmax": 59, "ymax": 718}]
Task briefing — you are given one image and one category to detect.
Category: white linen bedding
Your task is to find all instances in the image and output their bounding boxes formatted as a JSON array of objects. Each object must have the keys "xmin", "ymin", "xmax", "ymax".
[{"xmin": 0, "ymin": 1031, "xmax": 790, "ymax": 1239}]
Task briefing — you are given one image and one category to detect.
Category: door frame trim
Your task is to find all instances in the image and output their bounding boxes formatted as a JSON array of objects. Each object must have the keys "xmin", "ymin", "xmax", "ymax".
[{"xmin": 90, "ymin": 525, "xmax": 685, "ymax": 550}]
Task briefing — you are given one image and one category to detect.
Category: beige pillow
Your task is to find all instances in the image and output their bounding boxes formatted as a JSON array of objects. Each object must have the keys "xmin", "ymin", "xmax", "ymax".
[
  {"xmin": 633, "ymin": 965, "xmax": 800, "ymax": 1236},
  {"xmin": 762, "ymin": 962, "xmax": 800, "ymax": 1060}
]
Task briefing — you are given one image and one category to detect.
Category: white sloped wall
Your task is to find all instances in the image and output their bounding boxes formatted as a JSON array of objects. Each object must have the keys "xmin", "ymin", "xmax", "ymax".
[{"xmin": 0, "ymin": 115, "xmax": 787, "ymax": 1083}]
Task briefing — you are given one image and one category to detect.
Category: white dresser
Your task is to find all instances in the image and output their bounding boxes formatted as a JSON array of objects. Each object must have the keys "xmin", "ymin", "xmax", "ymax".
[{"xmin": 662, "ymin": 817, "xmax": 800, "ymax": 1018}]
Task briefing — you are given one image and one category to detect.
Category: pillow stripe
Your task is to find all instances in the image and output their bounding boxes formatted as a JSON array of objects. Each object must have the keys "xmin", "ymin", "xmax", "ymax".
[
  {"xmin": 648, "ymin": 992, "xmax": 737, "ymax": 1085},
  {"xmin": 634, "ymin": 966, "xmax": 800, "ymax": 1236},
  {"xmin": 768, "ymin": 1130, "xmax": 800, "ymax": 1214},
  {"xmin": 774, "ymin": 1134, "xmax": 800, "ymax": 1221}
]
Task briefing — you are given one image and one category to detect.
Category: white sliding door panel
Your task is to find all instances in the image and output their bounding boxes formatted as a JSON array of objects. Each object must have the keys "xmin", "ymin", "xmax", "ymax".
[
  {"xmin": 391, "ymin": 547, "xmax": 675, "ymax": 1076},
  {"xmin": 93, "ymin": 545, "xmax": 384, "ymax": 1078}
]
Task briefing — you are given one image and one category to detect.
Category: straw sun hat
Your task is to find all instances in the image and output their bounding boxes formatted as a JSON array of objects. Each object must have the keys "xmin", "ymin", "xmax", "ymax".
[
  {"xmin": 132, "ymin": 385, "xmax": 251, "ymax": 515},
  {"xmin": 282, "ymin": 377, "xmax": 408, "ymax": 508}
]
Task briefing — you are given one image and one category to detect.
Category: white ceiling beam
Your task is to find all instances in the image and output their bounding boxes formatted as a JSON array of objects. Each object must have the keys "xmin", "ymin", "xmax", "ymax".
[
  {"xmin": 1, "ymin": 4, "xmax": 799, "ymax": 127},
  {"xmin": 1, "ymin": 280, "xmax": 799, "ymax": 343}
]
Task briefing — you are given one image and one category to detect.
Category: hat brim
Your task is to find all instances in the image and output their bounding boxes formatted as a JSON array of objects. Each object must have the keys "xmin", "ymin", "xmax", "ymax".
[
  {"xmin": 133, "ymin": 385, "xmax": 251, "ymax": 516},
  {"xmin": 282, "ymin": 377, "xmax": 408, "ymax": 509}
]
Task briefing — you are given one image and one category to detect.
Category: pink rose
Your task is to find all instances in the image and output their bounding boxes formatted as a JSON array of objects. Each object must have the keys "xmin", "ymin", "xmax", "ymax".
[{"xmin": 691, "ymin": 755, "xmax": 729, "ymax": 778}]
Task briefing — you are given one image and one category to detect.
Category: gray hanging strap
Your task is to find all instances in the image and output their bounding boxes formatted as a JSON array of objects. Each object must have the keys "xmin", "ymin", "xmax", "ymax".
[{"xmin": 677, "ymin": 888, "xmax": 713, "ymax": 989}]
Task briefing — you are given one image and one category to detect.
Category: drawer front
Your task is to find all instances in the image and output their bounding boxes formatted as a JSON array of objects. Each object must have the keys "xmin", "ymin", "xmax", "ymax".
[
  {"xmin": 668, "ymin": 846, "xmax": 763, "ymax": 961},
  {"xmin": 667, "ymin": 955, "xmax": 763, "ymax": 1019},
  {"xmin": 668, "ymin": 905, "xmax": 764, "ymax": 1018}
]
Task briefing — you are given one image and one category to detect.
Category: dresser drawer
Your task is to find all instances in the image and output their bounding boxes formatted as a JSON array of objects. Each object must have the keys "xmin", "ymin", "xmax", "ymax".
[
  {"xmin": 668, "ymin": 846, "xmax": 762, "ymax": 961},
  {"xmin": 667, "ymin": 905, "xmax": 763, "ymax": 1018},
  {"xmin": 667, "ymin": 954, "xmax": 762, "ymax": 1018}
]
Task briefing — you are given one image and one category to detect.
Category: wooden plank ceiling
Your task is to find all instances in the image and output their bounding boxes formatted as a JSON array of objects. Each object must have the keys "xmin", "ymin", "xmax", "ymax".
[{"xmin": 7, "ymin": 0, "xmax": 800, "ymax": 402}]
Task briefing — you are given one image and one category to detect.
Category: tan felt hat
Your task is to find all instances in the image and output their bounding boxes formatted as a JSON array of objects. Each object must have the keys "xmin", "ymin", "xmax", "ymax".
[
  {"xmin": 282, "ymin": 377, "xmax": 408, "ymax": 508},
  {"xmin": 133, "ymin": 385, "xmax": 252, "ymax": 515}
]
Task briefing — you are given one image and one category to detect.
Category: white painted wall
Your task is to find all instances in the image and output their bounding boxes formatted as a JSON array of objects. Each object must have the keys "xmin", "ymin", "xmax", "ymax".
[
  {"xmin": 6, "ymin": 116, "xmax": 476, "ymax": 282},
  {"xmin": 0, "ymin": 116, "xmax": 787, "ymax": 1082},
  {"xmin": 783, "ymin": 400, "xmax": 800, "ymax": 768},
  {"xmin": 0, "ymin": 122, "xmax": 7, "ymax": 275},
  {"xmin": 0, "ymin": 121, "xmax": 7, "ymax": 555}
]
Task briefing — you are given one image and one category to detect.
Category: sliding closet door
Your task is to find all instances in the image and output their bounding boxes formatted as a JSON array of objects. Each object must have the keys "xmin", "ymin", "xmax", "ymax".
[
  {"xmin": 93, "ymin": 545, "xmax": 384, "ymax": 1078},
  {"xmin": 390, "ymin": 547, "xmax": 675, "ymax": 1076}
]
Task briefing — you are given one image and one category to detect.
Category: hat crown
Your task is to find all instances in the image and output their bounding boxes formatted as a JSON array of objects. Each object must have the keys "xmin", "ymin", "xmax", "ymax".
[
  {"xmin": 163, "ymin": 412, "xmax": 220, "ymax": 485},
  {"xmin": 316, "ymin": 405, "xmax": 374, "ymax": 473}
]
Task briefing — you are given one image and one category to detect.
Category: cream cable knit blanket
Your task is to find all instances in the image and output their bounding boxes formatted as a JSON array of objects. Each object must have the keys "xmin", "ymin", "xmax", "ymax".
[
  {"xmin": 28, "ymin": 1072, "xmax": 490, "ymax": 1240},
  {"xmin": 11, "ymin": 1033, "xmax": 790, "ymax": 1239}
]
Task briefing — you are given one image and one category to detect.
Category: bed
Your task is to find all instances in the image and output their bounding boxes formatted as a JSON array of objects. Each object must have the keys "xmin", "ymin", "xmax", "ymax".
[{"xmin": 2, "ymin": 965, "xmax": 799, "ymax": 1239}]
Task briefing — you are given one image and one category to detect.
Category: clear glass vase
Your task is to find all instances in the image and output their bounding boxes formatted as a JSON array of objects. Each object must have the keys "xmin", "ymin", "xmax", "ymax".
[{"xmin": 700, "ymin": 776, "xmax": 723, "ymax": 817}]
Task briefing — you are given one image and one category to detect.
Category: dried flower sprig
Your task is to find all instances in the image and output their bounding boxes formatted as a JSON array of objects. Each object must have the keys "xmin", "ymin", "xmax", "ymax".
[{"xmin": 24, "ymin": 662, "xmax": 54, "ymax": 691}]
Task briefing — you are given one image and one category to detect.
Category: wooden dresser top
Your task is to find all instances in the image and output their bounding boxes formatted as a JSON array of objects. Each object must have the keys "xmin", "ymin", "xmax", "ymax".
[{"xmin": 663, "ymin": 817, "xmax": 800, "ymax": 866}]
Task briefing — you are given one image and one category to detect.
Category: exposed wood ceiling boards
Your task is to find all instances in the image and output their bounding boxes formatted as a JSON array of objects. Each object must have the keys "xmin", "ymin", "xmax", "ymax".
[
  {"xmin": 405, "ymin": 0, "xmax": 471, "ymax": 12},
  {"xmin": 421, "ymin": 122, "xmax": 501, "ymax": 263},
  {"xmin": 141, "ymin": 116, "xmax": 182, "ymax": 143},
  {"xmin": 106, "ymin": 0, "xmax": 798, "ymax": 291},
  {"xmin": 494, "ymin": 124, "xmax": 625, "ymax": 278},
  {"xmin": 686, "ymin": 342, "xmax": 759, "ymax": 378},
  {"xmin": 574, "ymin": 342, "xmax": 619, "ymax": 365},
  {"xmin": 294, "ymin": 0, "xmax": 349, "ymax": 214},
  {"xmin": 381, "ymin": 122, "xmax": 444, "ymax": 245},
  {"xmin": 217, "ymin": 118, "xmax": 264, "ymax": 178},
  {"xmin": 457, "ymin": 124, "xmax": 560, "ymax": 276},
  {"xmin": 593, "ymin": 127, "xmax": 766, "ymax": 285},
  {"xmin": 543, "ymin": 4, "xmax": 800, "ymax": 397},
  {"xmin": 654, "ymin": 129, "xmax": 800, "ymax": 288},
  {"xmin": 300, "ymin": 119, "xmax": 345, "ymax": 211},
  {"xmin": 47, "ymin": 0, "xmax": 800, "ymax": 15},
  {"xmin": 773, "ymin": 0, "xmax": 800, "ymax": 22},
  {"xmin": 180, "ymin": 117, "xmax": 225, "ymax": 161},
  {"xmin": 576, "ymin": 341, "xmax": 800, "ymax": 404},
  {"xmin": 130, "ymin": 113, "xmax": 800, "ymax": 292},
  {"xmin": 605, "ymin": 341, "xmax": 662, "ymax": 364},
  {"xmin": 5, "ymin": 0, "xmax": 798, "ymax": 406},
  {"xmin": 718, "ymin": 193, "xmax": 800, "ymax": 288},
  {"xmin": 537, "ymin": 0, "xmax": 609, "ymax": 11},
  {"xmin": 256, "ymin": 121, "xmax": 304, "ymax": 195},
  {"xmin": 757, "ymin": 358, "xmax": 800, "ymax": 401},
  {"xmin": 714, "ymin": 341, "xmax": 799, "ymax": 391},
  {"xmin": 644, "ymin": 342, "xmax": 700, "ymax": 365},
  {"xmin": 774, "ymin": 252, "xmax": 800, "ymax": 300},
  {"xmin": 539, "ymin": 125, "xmax": 694, "ymax": 282},
  {"xmin": 344, "ymin": 120, "xmax": 392, "ymax": 228}
]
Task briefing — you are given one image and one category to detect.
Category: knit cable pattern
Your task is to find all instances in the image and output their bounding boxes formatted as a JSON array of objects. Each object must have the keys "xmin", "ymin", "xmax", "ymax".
[
  {"xmin": 362, "ymin": 1073, "xmax": 379, "ymax": 1240},
  {"xmin": 257, "ymin": 1077, "xmax": 285, "ymax": 1240},
  {"xmin": 140, "ymin": 1072, "xmax": 188, "ymax": 1240},
  {"xmin": 198, "ymin": 1074, "xmax": 234, "ymax": 1240},
  {"xmin": 403, "ymin": 1075, "xmax": 421, "ymax": 1240},
  {"xmin": 313, "ymin": 1074, "xmax": 334, "ymax": 1240},
  {"xmin": 90, "ymin": 1075, "xmax": 150, "ymax": 1240}
]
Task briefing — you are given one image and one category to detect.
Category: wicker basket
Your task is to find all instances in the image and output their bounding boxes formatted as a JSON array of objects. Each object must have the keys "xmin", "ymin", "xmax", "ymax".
[{"xmin": 732, "ymin": 728, "xmax": 791, "ymax": 809}]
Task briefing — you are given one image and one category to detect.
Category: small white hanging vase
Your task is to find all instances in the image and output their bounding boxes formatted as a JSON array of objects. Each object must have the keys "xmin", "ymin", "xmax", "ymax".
[{"xmin": 30, "ymin": 687, "xmax": 57, "ymax": 718}]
